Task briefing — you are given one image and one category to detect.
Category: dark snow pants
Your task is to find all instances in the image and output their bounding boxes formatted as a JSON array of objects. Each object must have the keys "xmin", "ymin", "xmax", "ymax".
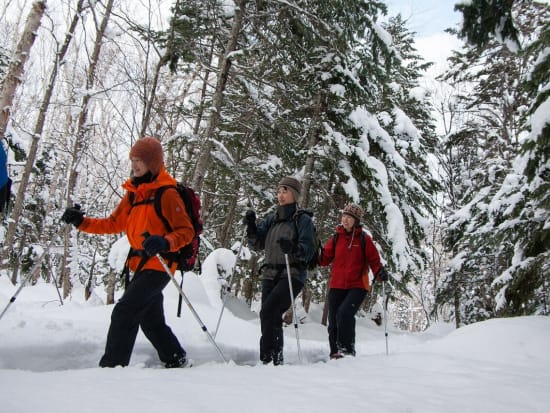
[
  {"xmin": 260, "ymin": 276, "xmax": 303, "ymax": 364},
  {"xmin": 99, "ymin": 270, "xmax": 185, "ymax": 367},
  {"xmin": 328, "ymin": 288, "xmax": 367, "ymax": 355}
]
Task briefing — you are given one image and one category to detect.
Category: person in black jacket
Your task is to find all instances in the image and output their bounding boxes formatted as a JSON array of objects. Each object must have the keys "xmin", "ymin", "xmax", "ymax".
[{"xmin": 244, "ymin": 176, "xmax": 315, "ymax": 365}]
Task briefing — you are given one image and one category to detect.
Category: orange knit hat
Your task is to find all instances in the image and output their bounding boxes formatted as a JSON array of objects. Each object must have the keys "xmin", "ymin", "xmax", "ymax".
[{"xmin": 129, "ymin": 137, "xmax": 164, "ymax": 175}]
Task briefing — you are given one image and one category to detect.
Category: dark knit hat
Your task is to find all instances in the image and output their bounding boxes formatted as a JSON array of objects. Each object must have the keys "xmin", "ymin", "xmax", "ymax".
[
  {"xmin": 278, "ymin": 176, "xmax": 301, "ymax": 194},
  {"xmin": 278, "ymin": 176, "xmax": 301, "ymax": 202},
  {"xmin": 129, "ymin": 137, "xmax": 164, "ymax": 175},
  {"xmin": 342, "ymin": 203, "xmax": 363, "ymax": 222}
]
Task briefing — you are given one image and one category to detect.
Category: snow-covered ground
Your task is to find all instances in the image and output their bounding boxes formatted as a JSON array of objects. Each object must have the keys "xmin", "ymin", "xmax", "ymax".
[{"xmin": 1, "ymin": 248, "xmax": 549, "ymax": 413}]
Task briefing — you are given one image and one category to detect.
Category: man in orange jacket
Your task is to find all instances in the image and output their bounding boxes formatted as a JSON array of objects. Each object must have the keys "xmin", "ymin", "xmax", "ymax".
[{"xmin": 62, "ymin": 137, "xmax": 194, "ymax": 368}]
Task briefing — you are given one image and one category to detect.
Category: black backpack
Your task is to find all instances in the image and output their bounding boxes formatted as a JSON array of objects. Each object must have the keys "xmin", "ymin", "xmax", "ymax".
[
  {"xmin": 128, "ymin": 183, "xmax": 203, "ymax": 273},
  {"xmin": 293, "ymin": 209, "xmax": 322, "ymax": 271}
]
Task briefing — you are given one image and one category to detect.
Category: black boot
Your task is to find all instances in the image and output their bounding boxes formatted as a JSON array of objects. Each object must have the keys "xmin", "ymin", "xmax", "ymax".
[
  {"xmin": 165, "ymin": 353, "xmax": 190, "ymax": 368},
  {"xmin": 337, "ymin": 344, "xmax": 356, "ymax": 357},
  {"xmin": 272, "ymin": 349, "xmax": 284, "ymax": 366}
]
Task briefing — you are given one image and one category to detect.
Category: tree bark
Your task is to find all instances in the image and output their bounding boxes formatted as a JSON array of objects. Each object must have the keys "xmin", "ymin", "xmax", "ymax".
[
  {"xmin": 31, "ymin": 165, "xmax": 64, "ymax": 284},
  {"xmin": 61, "ymin": 0, "xmax": 114, "ymax": 298},
  {"xmin": 244, "ymin": 254, "xmax": 259, "ymax": 308},
  {"xmin": 301, "ymin": 90, "xmax": 326, "ymax": 209},
  {"xmin": 321, "ymin": 282, "xmax": 329, "ymax": 326},
  {"xmin": 1, "ymin": 0, "xmax": 85, "ymax": 271},
  {"xmin": 138, "ymin": 0, "xmax": 182, "ymax": 138},
  {"xmin": 191, "ymin": 0, "xmax": 245, "ymax": 192},
  {"xmin": 0, "ymin": 1, "xmax": 46, "ymax": 141},
  {"xmin": 105, "ymin": 269, "xmax": 116, "ymax": 305}
]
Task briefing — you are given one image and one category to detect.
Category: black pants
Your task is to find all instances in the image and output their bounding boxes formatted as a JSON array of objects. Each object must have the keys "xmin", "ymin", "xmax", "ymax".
[
  {"xmin": 99, "ymin": 270, "xmax": 185, "ymax": 367},
  {"xmin": 0, "ymin": 178, "xmax": 11, "ymax": 213},
  {"xmin": 328, "ymin": 288, "xmax": 367, "ymax": 355},
  {"xmin": 260, "ymin": 276, "xmax": 303, "ymax": 364}
]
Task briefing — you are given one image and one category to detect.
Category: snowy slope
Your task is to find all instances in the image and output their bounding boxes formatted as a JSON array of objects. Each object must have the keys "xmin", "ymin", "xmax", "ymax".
[{"xmin": 0, "ymin": 249, "xmax": 549, "ymax": 413}]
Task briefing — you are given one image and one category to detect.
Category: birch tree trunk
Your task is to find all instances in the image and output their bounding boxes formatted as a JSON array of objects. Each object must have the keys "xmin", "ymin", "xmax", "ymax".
[
  {"xmin": 31, "ymin": 165, "xmax": 63, "ymax": 284},
  {"xmin": 0, "ymin": 1, "xmax": 46, "ymax": 275},
  {"xmin": 300, "ymin": 91, "xmax": 326, "ymax": 209},
  {"xmin": 61, "ymin": 0, "xmax": 114, "ymax": 298},
  {"xmin": 1, "ymin": 0, "xmax": 85, "ymax": 272},
  {"xmin": 298, "ymin": 91, "xmax": 327, "ymax": 315},
  {"xmin": 0, "ymin": 1, "xmax": 46, "ymax": 141},
  {"xmin": 105, "ymin": 268, "xmax": 116, "ymax": 305},
  {"xmin": 187, "ymin": 40, "xmax": 216, "ymax": 161},
  {"xmin": 139, "ymin": 57, "xmax": 165, "ymax": 139},
  {"xmin": 138, "ymin": 0, "xmax": 180, "ymax": 138},
  {"xmin": 191, "ymin": 0, "xmax": 245, "ymax": 191},
  {"xmin": 218, "ymin": 126, "xmax": 254, "ymax": 247}
]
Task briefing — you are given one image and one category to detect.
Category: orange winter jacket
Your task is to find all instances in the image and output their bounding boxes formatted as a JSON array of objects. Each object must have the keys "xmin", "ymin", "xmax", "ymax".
[{"xmin": 78, "ymin": 166, "xmax": 195, "ymax": 274}]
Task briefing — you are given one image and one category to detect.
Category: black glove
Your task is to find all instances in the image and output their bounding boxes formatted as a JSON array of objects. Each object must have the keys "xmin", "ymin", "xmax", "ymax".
[
  {"xmin": 61, "ymin": 205, "xmax": 84, "ymax": 227},
  {"xmin": 243, "ymin": 209, "xmax": 256, "ymax": 226},
  {"xmin": 278, "ymin": 237, "xmax": 298, "ymax": 255},
  {"xmin": 143, "ymin": 235, "xmax": 169, "ymax": 256},
  {"xmin": 243, "ymin": 209, "xmax": 258, "ymax": 238},
  {"xmin": 375, "ymin": 267, "xmax": 389, "ymax": 282}
]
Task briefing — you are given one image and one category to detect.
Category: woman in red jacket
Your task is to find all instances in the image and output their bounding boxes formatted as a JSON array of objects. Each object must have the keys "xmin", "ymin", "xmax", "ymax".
[
  {"xmin": 61, "ymin": 137, "xmax": 194, "ymax": 368},
  {"xmin": 318, "ymin": 203, "xmax": 388, "ymax": 359}
]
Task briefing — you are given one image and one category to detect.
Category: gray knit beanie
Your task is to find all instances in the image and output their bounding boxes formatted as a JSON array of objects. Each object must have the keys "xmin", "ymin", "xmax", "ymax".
[{"xmin": 278, "ymin": 176, "xmax": 301, "ymax": 203}]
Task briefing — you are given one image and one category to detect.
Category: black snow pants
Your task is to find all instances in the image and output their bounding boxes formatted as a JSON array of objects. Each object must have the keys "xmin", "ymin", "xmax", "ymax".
[
  {"xmin": 259, "ymin": 275, "xmax": 303, "ymax": 364},
  {"xmin": 99, "ymin": 270, "xmax": 185, "ymax": 367},
  {"xmin": 328, "ymin": 288, "xmax": 367, "ymax": 355}
]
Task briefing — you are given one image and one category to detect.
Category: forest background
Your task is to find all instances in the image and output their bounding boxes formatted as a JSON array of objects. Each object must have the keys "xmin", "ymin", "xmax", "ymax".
[{"xmin": 0, "ymin": 0, "xmax": 548, "ymax": 332}]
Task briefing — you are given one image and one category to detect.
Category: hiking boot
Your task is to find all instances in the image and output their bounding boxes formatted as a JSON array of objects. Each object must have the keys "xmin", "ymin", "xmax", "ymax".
[
  {"xmin": 260, "ymin": 353, "xmax": 272, "ymax": 365},
  {"xmin": 338, "ymin": 345, "xmax": 356, "ymax": 357},
  {"xmin": 165, "ymin": 355, "xmax": 190, "ymax": 369},
  {"xmin": 330, "ymin": 352, "xmax": 344, "ymax": 360},
  {"xmin": 272, "ymin": 350, "xmax": 284, "ymax": 366}
]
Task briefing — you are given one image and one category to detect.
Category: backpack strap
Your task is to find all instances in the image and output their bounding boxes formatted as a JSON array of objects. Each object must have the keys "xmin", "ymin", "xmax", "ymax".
[
  {"xmin": 291, "ymin": 208, "xmax": 314, "ymax": 240},
  {"xmin": 122, "ymin": 186, "xmax": 175, "ymax": 282},
  {"xmin": 128, "ymin": 185, "xmax": 174, "ymax": 233},
  {"xmin": 291, "ymin": 209, "xmax": 303, "ymax": 241},
  {"xmin": 359, "ymin": 230, "xmax": 367, "ymax": 271},
  {"xmin": 120, "ymin": 248, "xmax": 149, "ymax": 287},
  {"xmin": 152, "ymin": 185, "xmax": 174, "ymax": 233}
]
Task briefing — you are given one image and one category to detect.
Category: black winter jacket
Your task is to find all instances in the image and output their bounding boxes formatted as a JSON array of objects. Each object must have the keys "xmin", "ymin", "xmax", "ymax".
[{"xmin": 249, "ymin": 203, "xmax": 314, "ymax": 283}]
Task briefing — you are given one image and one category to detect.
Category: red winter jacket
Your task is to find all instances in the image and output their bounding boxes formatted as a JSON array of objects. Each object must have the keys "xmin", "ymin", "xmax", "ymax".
[
  {"xmin": 318, "ymin": 225, "xmax": 382, "ymax": 290},
  {"xmin": 78, "ymin": 166, "xmax": 194, "ymax": 274}
]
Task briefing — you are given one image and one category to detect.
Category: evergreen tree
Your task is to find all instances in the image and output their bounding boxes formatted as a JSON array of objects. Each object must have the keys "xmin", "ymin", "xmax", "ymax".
[
  {"xmin": 438, "ymin": 0, "xmax": 549, "ymax": 323},
  {"xmin": 455, "ymin": 0, "xmax": 520, "ymax": 50},
  {"xmin": 152, "ymin": 1, "xmax": 440, "ymax": 306},
  {"xmin": 490, "ymin": 4, "xmax": 550, "ymax": 316}
]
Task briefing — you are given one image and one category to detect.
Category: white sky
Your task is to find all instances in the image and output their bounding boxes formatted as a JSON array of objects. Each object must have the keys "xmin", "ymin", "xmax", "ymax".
[
  {"xmin": 385, "ymin": 0, "xmax": 464, "ymax": 77},
  {"xmin": 385, "ymin": 0, "xmax": 462, "ymax": 36},
  {"xmin": 382, "ymin": 1, "xmax": 465, "ymax": 137}
]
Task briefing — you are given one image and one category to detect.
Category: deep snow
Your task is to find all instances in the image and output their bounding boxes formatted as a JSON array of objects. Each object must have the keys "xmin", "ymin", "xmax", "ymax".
[{"xmin": 1, "ymin": 248, "xmax": 549, "ymax": 413}]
